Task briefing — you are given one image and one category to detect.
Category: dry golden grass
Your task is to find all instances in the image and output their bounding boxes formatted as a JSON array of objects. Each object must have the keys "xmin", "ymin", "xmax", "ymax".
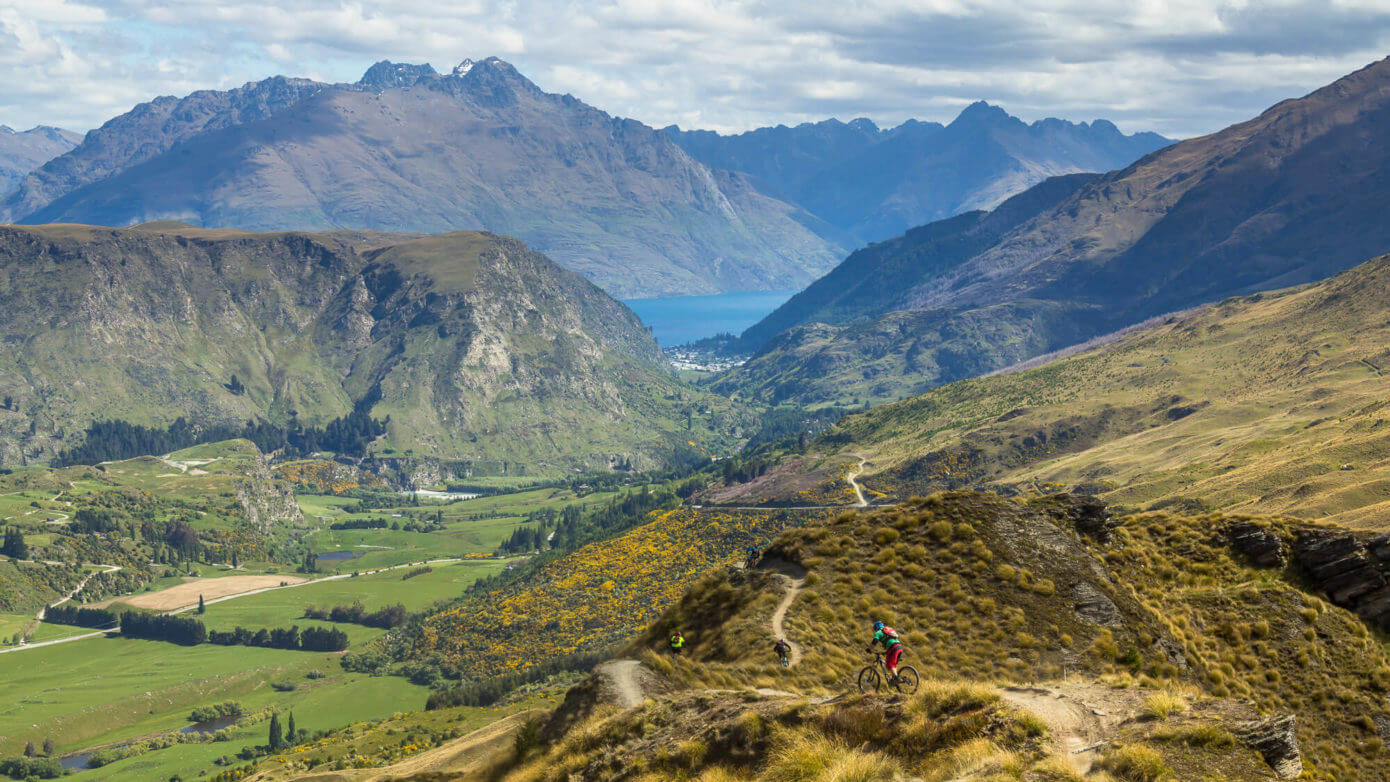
[{"xmin": 827, "ymin": 255, "xmax": 1390, "ymax": 529}]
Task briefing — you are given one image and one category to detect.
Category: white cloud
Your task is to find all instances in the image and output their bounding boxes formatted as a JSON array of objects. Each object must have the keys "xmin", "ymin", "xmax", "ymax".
[{"xmin": 0, "ymin": 1, "xmax": 1386, "ymax": 137}]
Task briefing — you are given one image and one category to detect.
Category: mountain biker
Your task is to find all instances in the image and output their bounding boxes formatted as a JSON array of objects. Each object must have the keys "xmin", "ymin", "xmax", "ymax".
[
  {"xmin": 669, "ymin": 630, "xmax": 685, "ymax": 656},
  {"xmin": 867, "ymin": 620, "xmax": 903, "ymax": 681},
  {"xmin": 745, "ymin": 545, "xmax": 760, "ymax": 568},
  {"xmin": 773, "ymin": 637, "xmax": 792, "ymax": 666}
]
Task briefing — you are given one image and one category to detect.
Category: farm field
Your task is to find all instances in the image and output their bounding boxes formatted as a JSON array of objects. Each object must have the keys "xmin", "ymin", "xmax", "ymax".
[
  {"xmin": 0, "ymin": 559, "xmax": 511, "ymax": 774},
  {"xmin": 94, "ymin": 574, "xmax": 309, "ymax": 611},
  {"xmin": 295, "ymin": 486, "xmax": 623, "ymax": 573}
]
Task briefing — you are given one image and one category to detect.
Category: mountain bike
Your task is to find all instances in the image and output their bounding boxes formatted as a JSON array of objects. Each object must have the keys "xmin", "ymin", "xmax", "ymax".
[{"xmin": 857, "ymin": 649, "xmax": 919, "ymax": 694}]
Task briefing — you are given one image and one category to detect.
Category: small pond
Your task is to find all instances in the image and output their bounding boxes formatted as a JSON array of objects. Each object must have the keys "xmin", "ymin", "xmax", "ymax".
[{"xmin": 316, "ymin": 550, "xmax": 363, "ymax": 561}]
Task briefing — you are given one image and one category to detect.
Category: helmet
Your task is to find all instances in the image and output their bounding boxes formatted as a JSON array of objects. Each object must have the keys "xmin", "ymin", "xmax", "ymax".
[{"xmin": 873, "ymin": 621, "xmax": 885, "ymax": 631}]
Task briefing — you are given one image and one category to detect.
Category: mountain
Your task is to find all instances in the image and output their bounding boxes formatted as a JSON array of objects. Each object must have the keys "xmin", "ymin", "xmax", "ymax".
[
  {"xmin": 665, "ymin": 104, "xmax": 1170, "ymax": 245},
  {"xmin": 746, "ymin": 251, "xmax": 1390, "ymax": 531},
  {"xmin": 0, "ymin": 58, "xmax": 840, "ymax": 298},
  {"xmin": 718, "ymin": 57, "xmax": 1390, "ymax": 406},
  {"xmin": 0, "ymin": 125, "xmax": 82, "ymax": 195},
  {"xmin": 0, "ymin": 223, "xmax": 748, "ymax": 471}
]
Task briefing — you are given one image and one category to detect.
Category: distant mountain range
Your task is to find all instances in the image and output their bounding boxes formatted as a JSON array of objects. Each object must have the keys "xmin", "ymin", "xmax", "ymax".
[
  {"xmin": 665, "ymin": 105, "xmax": 1169, "ymax": 245},
  {"xmin": 717, "ymin": 56, "xmax": 1390, "ymax": 405},
  {"xmin": 1, "ymin": 58, "xmax": 1166, "ymax": 298},
  {"xmin": 0, "ymin": 125, "xmax": 82, "ymax": 195},
  {"xmin": 0, "ymin": 59, "xmax": 838, "ymax": 298},
  {"xmin": 0, "ymin": 224, "xmax": 747, "ymax": 471}
]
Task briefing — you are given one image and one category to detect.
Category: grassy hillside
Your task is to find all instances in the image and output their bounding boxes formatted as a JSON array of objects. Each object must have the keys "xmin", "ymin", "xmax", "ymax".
[
  {"xmin": 476, "ymin": 492, "xmax": 1390, "ymax": 781},
  {"xmin": 394, "ymin": 506, "xmax": 826, "ymax": 681},
  {"xmin": 0, "ymin": 224, "xmax": 750, "ymax": 473},
  {"xmin": 793, "ymin": 254, "xmax": 1390, "ymax": 528}
]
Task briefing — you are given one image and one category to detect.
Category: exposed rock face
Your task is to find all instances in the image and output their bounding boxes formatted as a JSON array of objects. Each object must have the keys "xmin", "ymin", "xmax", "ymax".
[
  {"xmin": 1237, "ymin": 715, "xmax": 1303, "ymax": 779},
  {"xmin": 237, "ymin": 452, "xmax": 302, "ymax": 529},
  {"xmin": 0, "ymin": 224, "xmax": 739, "ymax": 471},
  {"xmin": 1293, "ymin": 530, "xmax": 1390, "ymax": 629},
  {"xmin": 1066, "ymin": 496, "xmax": 1117, "ymax": 542},
  {"xmin": 1229, "ymin": 522, "xmax": 1286, "ymax": 568},
  {"xmin": 1072, "ymin": 581, "xmax": 1123, "ymax": 628}
]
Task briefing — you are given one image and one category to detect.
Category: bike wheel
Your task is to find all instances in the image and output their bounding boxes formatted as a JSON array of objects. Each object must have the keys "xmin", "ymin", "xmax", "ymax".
[
  {"xmin": 892, "ymin": 666, "xmax": 920, "ymax": 695},
  {"xmin": 857, "ymin": 666, "xmax": 881, "ymax": 694}
]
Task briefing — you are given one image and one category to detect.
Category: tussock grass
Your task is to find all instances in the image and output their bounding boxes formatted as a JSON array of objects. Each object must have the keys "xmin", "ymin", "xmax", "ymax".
[
  {"xmin": 1100, "ymin": 743, "xmax": 1171, "ymax": 782},
  {"xmin": 1141, "ymin": 691, "xmax": 1187, "ymax": 720},
  {"xmin": 763, "ymin": 730, "xmax": 900, "ymax": 782}
]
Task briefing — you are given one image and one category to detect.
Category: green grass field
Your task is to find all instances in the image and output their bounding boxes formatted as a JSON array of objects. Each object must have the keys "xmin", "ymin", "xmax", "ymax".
[
  {"xmin": 199, "ymin": 560, "xmax": 508, "ymax": 646},
  {"xmin": 295, "ymin": 487, "xmax": 622, "ymax": 573},
  {"xmin": 0, "ymin": 613, "xmax": 32, "ymax": 642},
  {"xmin": 0, "ymin": 560, "xmax": 510, "ymax": 769}
]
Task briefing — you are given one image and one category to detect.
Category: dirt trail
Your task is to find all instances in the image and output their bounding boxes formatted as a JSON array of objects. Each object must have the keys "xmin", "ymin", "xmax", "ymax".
[
  {"xmin": 770, "ymin": 575, "xmax": 805, "ymax": 667},
  {"xmin": 249, "ymin": 710, "xmax": 542, "ymax": 782},
  {"xmin": 847, "ymin": 455, "xmax": 869, "ymax": 508},
  {"xmin": 597, "ymin": 659, "xmax": 648, "ymax": 708},
  {"xmin": 40, "ymin": 564, "xmax": 121, "ymax": 617},
  {"xmin": 1001, "ymin": 682, "xmax": 1137, "ymax": 772}
]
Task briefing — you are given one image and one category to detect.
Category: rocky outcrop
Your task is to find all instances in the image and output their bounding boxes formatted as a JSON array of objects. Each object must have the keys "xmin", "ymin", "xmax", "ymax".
[
  {"xmin": 1073, "ymin": 581, "xmax": 1123, "ymax": 628},
  {"xmin": 1229, "ymin": 522, "xmax": 1286, "ymax": 568},
  {"xmin": 1293, "ymin": 530, "xmax": 1390, "ymax": 630},
  {"xmin": 237, "ymin": 453, "xmax": 302, "ymax": 530},
  {"xmin": 1237, "ymin": 715, "xmax": 1302, "ymax": 779}
]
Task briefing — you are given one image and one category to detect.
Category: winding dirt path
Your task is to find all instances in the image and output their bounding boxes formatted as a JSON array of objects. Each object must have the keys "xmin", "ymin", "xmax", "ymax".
[
  {"xmin": 847, "ymin": 455, "xmax": 869, "ymax": 508},
  {"xmin": 37, "ymin": 564, "xmax": 121, "ymax": 619},
  {"xmin": 597, "ymin": 659, "xmax": 647, "ymax": 708},
  {"xmin": 770, "ymin": 576, "xmax": 805, "ymax": 667},
  {"xmin": 1001, "ymin": 683, "xmax": 1134, "ymax": 772}
]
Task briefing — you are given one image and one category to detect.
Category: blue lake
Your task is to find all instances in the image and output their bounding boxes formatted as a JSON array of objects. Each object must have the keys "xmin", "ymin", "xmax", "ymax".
[{"xmin": 623, "ymin": 290, "xmax": 797, "ymax": 347}]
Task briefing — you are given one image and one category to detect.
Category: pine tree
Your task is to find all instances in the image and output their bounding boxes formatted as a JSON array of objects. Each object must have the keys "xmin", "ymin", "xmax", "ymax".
[
  {"xmin": 286, "ymin": 712, "xmax": 297, "ymax": 745},
  {"xmin": 42, "ymin": 737, "xmax": 54, "ymax": 755},
  {"xmin": 1, "ymin": 527, "xmax": 27, "ymax": 560},
  {"xmin": 197, "ymin": 594, "xmax": 206, "ymax": 614},
  {"xmin": 268, "ymin": 712, "xmax": 284, "ymax": 750},
  {"xmin": 231, "ymin": 551, "xmax": 239, "ymax": 569},
  {"xmin": 23, "ymin": 740, "xmax": 36, "ymax": 757}
]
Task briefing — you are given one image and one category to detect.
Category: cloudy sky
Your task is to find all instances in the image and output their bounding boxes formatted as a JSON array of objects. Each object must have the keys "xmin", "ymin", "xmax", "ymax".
[{"xmin": 2, "ymin": 0, "xmax": 1387, "ymax": 138}]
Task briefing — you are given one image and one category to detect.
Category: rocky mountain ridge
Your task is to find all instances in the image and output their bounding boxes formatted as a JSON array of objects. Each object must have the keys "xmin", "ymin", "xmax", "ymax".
[
  {"xmin": 1, "ymin": 58, "xmax": 840, "ymax": 298},
  {"xmin": 666, "ymin": 102, "xmax": 1169, "ymax": 245},
  {"xmin": 0, "ymin": 124, "xmax": 82, "ymax": 196},
  {"xmin": 718, "ymin": 56, "xmax": 1390, "ymax": 405}
]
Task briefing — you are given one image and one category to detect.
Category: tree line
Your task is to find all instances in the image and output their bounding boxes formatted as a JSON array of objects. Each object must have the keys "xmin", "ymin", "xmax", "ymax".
[
  {"xmin": 425, "ymin": 650, "xmax": 609, "ymax": 710},
  {"xmin": 303, "ymin": 601, "xmax": 407, "ymax": 629},
  {"xmin": 120, "ymin": 611, "xmax": 208, "ymax": 645},
  {"xmin": 207, "ymin": 625, "xmax": 348, "ymax": 652},
  {"xmin": 45, "ymin": 604, "xmax": 118, "ymax": 628},
  {"xmin": 116, "ymin": 611, "xmax": 347, "ymax": 651},
  {"xmin": 52, "ymin": 388, "xmax": 387, "ymax": 466}
]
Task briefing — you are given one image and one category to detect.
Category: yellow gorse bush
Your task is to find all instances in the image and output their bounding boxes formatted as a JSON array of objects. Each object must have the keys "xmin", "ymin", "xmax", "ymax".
[{"xmin": 412, "ymin": 508, "xmax": 798, "ymax": 678}]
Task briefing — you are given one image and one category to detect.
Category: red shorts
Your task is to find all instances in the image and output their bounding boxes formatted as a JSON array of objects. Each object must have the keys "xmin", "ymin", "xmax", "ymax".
[{"xmin": 886, "ymin": 645, "xmax": 903, "ymax": 669}]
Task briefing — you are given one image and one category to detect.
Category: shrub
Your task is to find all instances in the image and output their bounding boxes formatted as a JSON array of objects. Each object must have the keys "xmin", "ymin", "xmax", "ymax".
[
  {"xmin": 189, "ymin": 702, "xmax": 243, "ymax": 723},
  {"xmin": 0, "ymin": 755, "xmax": 64, "ymax": 779},
  {"xmin": 1099, "ymin": 744, "xmax": 1170, "ymax": 782}
]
